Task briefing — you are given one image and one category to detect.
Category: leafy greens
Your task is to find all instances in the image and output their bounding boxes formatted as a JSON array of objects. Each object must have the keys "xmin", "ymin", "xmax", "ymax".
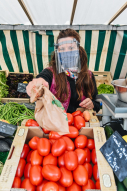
[
  {"xmin": 0, "ymin": 71, "xmax": 9, "ymax": 99},
  {"xmin": 97, "ymin": 84, "xmax": 114, "ymax": 94}
]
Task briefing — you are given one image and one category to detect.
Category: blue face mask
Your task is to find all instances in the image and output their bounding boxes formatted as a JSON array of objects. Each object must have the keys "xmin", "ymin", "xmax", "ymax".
[{"xmin": 58, "ymin": 50, "xmax": 79, "ymax": 71}]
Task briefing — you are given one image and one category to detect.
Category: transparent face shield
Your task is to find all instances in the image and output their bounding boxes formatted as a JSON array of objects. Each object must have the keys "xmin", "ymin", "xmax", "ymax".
[{"xmin": 54, "ymin": 37, "xmax": 81, "ymax": 79}]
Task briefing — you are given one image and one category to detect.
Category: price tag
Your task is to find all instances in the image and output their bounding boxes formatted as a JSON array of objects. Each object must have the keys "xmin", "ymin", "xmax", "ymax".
[
  {"xmin": 100, "ymin": 131, "xmax": 127, "ymax": 182},
  {"xmin": 0, "ymin": 121, "xmax": 17, "ymax": 137},
  {"xmin": 17, "ymin": 83, "xmax": 28, "ymax": 93}
]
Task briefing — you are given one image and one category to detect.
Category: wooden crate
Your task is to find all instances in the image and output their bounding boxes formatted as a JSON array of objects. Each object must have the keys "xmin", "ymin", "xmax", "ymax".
[
  {"xmin": 1, "ymin": 98, "xmax": 30, "ymax": 103},
  {"xmin": 77, "ymin": 108, "xmax": 100, "ymax": 127},
  {"xmin": 0, "ymin": 125, "xmax": 116, "ymax": 191},
  {"xmin": 93, "ymin": 71, "xmax": 113, "ymax": 87},
  {"xmin": 0, "ymin": 71, "xmax": 34, "ymax": 103}
]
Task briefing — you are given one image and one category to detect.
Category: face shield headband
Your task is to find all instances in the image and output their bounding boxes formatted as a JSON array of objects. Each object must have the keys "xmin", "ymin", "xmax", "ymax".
[{"xmin": 54, "ymin": 37, "xmax": 81, "ymax": 80}]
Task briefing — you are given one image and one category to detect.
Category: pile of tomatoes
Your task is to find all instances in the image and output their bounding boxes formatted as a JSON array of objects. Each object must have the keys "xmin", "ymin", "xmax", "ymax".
[{"xmin": 12, "ymin": 111, "xmax": 100, "ymax": 191}]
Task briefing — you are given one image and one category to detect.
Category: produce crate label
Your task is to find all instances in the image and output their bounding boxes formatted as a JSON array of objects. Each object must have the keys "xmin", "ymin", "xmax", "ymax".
[
  {"xmin": 18, "ymin": 128, "xmax": 25, "ymax": 136},
  {"xmin": 17, "ymin": 83, "xmax": 28, "ymax": 93},
  {"xmin": 0, "ymin": 164, "xmax": 13, "ymax": 183},
  {"xmin": 95, "ymin": 129, "xmax": 105, "ymax": 143},
  {"xmin": 100, "ymin": 131, "xmax": 127, "ymax": 182},
  {"xmin": 102, "ymin": 174, "xmax": 111, "ymax": 187},
  {"xmin": 0, "ymin": 121, "xmax": 17, "ymax": 136}
]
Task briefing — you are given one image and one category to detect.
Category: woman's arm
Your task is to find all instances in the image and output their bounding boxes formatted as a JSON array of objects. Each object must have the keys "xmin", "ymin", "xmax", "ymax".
[
  {"xmin": 36, "ymin": 68, "xmax": 53, "ymax": 88},
  {"xmin": 26, "ymin": 69, "xmax": 53, "ymax": 96},
  {"xmin": 79, "ymin": 72, "xmax": 100, "ymax": 112}
]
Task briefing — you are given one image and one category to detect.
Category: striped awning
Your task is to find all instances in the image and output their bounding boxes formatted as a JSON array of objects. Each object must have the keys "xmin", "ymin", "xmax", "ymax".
[{"xmin": 0, "ymin": 30, "xmax": 127, "ymax": 79}]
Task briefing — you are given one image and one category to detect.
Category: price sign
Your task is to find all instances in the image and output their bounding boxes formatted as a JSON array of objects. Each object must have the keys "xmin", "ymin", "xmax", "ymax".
[
  {"xmin": 17, "ymin": 83, "xmax": 28, "ymax": 93},
  {"xmin": 0, "ymin": 121, "xmax": 17, "ymax": 137},
  {"xmin": 100, "ymin": 131, "xmax": 127, "ymax": 182}
]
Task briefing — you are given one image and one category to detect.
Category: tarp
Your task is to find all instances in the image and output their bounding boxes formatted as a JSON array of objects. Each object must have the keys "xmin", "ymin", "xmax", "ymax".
[
  {"xmin": 0, "ymin": 30, "xmax": 127, "ymax": 79},
  {"xmin": 0, "ymin": 0, "xmax": 127, "ymax": 25}
]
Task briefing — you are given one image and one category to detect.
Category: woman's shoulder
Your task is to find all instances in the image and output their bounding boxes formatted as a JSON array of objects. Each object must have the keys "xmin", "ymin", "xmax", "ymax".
[{"xmin": 87, "ymin": 70, "xmax": 93, "ymax": 78}]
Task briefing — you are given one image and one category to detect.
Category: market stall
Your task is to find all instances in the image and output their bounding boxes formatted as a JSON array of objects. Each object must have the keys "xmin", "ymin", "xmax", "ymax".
[{"xmin": 0, "ymin": 0, "xmax": 127, "ymax": 191}]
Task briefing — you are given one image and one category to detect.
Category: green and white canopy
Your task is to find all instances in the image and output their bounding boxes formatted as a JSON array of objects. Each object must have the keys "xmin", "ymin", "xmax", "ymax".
[{"xmin": 0, "ymin": 0, "xmax": 127, "ymax": 79}]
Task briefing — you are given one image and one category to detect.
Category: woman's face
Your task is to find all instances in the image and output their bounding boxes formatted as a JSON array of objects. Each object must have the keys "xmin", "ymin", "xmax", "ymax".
[{"xmin": 58, "ymin": 37, "xmax": 77, "ymax": 52}]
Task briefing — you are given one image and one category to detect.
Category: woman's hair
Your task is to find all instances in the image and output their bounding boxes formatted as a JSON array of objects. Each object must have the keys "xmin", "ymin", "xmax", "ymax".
[{"xmin": 49, "ymin": 28, "xmax": 94, "ymax": 102}]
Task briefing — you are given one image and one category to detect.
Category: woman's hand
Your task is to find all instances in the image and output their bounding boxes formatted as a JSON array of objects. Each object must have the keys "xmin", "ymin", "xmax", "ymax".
[
  {"xmin": 26, "ymin": 78, "xmax": 49, "ymax": 96},
  {"xmin": 79, "ymin": 98, "xmax": 94, "ymax": 110}
]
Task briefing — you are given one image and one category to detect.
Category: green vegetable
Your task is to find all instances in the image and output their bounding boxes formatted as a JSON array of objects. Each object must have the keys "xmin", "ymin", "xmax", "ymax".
[
  {"xmin": 0, "ymin": 71, "xmax": 9, "ymax": 99},
  {"xmin": 104, "ymin": 125, "xmax": 114, "ymax": 139},
  {"xmin": 97, "ymin": 84, "xmax": 114, "ymax": 94},
  {"xmin": 115, "ymin": 175, "xmax": 126, "ymax": 191},
  {"xmin": 0, "ymin": 102, "xmax": 35, "ymax": 125},
  {"xmin": 0, "ymin": 151, "xmax": 9, "ymax": 175},
  {"xmin": 123, "ymin": 177, "xmax": 127, "ymax": 189}
]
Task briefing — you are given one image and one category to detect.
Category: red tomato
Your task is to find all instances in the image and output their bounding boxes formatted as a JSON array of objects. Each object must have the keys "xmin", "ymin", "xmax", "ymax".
[
  {"xmin": 21, "ymin": 178, "xmax": 35, "ymax": 191},
  {"xmin": 73, "ymin": 165, "xmax": 88, "ymax": 186},
  {"xmin": 15, "ymin": 158, "xmax": 26, "ymax": 178},
  {"xmin": 72, "ymin": 110, "xmax": 82, "ymax": 117},
  {"xmin": 75, "ymin": 135, "xmax": 87, "ymax": 149},
  {"xmin": 51, "ymin": 138, "xmax": 66, "ymax": 157},
  {"xmin": 24, "ymin": 163, "xmax": 31, "ymax": 178},
  {"xmin": 42, "ymin": 182, "xmax": 59, "ymax": 191},
  {"xmin": 36, "ymin": 180, "xmax": 48, "ymax": 191},
  {"xmin": 95, "ymin": 180, "xmax": 101, "ymax": 189},
  {"xmin": 67, "ymin": 182, "xmax": 81, "ymax": 191},
  {"xmin": 20, "ymin": 144, "xmax": 30, "ymax": 159},
  {"xmin": 74, "ymin": 116, "xmax": 85, "ymax": 130},
  {"xmin": 43, "ymin": 153, "xmax": 57, "ymax": 166},
  {"xmin": 31, "ymin": 150, "xmax": 43, "ymax": 166},
  {"xmin": 67, "ymin": 113, "xmax": 73, "ymax": 125},
  {"xmin": 58, "ymin": 153, "xmax": 65, "ymax": 167},
  {"xmin": 42, "ymin": 164, "xmax": 61, "ymax": 182},
  {"xmin": 29, "ymin": 136, "xmax": 40, "ymax": 150},
  {"xmin": 93, "ymin": 164, "xmax": 99, "ymax": 181},
  {"xmin": 25, "ymin": 119, "xmax": 39, "ymax": 126},
  {"xmin": 64, "ymin": 151, "xmax": 78, "ymax": 171},
  {"xmin": 59, "ymin": 167, "xmax": 73, "ymax": 187},
  {"xmin": 27, "ymin": 150, "xmax": 33, "ymax": 163},
  {"xmin": 75, "ymin": 149, "xmax": 87, "ymax": 165},
  {"xmin": 49, "ymin": 131, "xmax": 62, "ymax": 139},
  {"xmin": 84, "ymin": 148, "xmax": 91, "ymax": 163},
  {"xmin": 91, "ymin": 148, "xmax": 97, "ymax": 164},
  {"xmin": 42, "ymin": 128, "xmax": 50, "ymax": 134},
  {"xmin": 49, "ymin": 139, "xmax": 56, "ymax": 145},
  {"xmin": 30, "ymin": 166, "xmax": 43, "ymax": 186},
  {"xmin": 83, "ymin": 163, "xmax": 92, "ymax": 179},
  {"xmin": 80, "ymin": 112, "xmax": 84, "ymax": 118},
  {"xmin": 82, "ymin": 179, "xmax": 95, "ymax": 190},
  {"xmin": 57, "ymin": 182, "xmax": 66, "ymax": 191},
  {"xmin": 37, "ymin": 138, "xmax": 51, "ymax": 156},
  {"xmin": 67, "ymin": 126, "xmax": 79, "ymax": 138},
  {"xmin": 62, "ymin": 136, "xmax": 75, "ymax": 151},
  {"xmin": 12, "ymin": 177, "xmax": 21, "ymax": 188},
  {"xmin": 87, "ymin": 139, "xmax": 95, "ymax": 150}
]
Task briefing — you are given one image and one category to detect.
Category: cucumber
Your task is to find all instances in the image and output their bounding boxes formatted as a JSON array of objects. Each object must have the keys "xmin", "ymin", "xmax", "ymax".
[
  {"xmin": 115, "ymin": 175, "xmax": 126, "ymax": 191},
  {"xmin": 123, "ymin": 177, "xmax": 127, "ymax": 189},
  {"xmin": 117, "ymin": 181, "xmax": 126, "ymax": 191},
  {"xmin": 104, "ymin": 125, "xmax": 114, "ymax": 139}
]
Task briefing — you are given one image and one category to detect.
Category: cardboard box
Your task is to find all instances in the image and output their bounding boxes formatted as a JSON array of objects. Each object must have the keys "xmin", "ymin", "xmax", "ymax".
[{"xmin": 0, "ymin": 125, "xmax": 116, "ymax": 191}]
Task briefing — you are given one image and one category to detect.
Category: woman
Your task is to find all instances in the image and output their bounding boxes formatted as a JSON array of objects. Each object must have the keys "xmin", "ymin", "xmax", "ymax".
[{"xmin": 26, "ymin": 29, "xmax": 100, "ymax": 113}]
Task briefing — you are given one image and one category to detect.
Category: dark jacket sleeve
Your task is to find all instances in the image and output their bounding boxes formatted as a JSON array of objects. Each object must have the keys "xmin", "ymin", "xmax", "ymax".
[
  {"xmin": 91, "ymin": 73, "xmax": 100, "ymax": 113},
  {"xmin": 36, "ymin": 69, "xmax": 53, "ymax": 89}
]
